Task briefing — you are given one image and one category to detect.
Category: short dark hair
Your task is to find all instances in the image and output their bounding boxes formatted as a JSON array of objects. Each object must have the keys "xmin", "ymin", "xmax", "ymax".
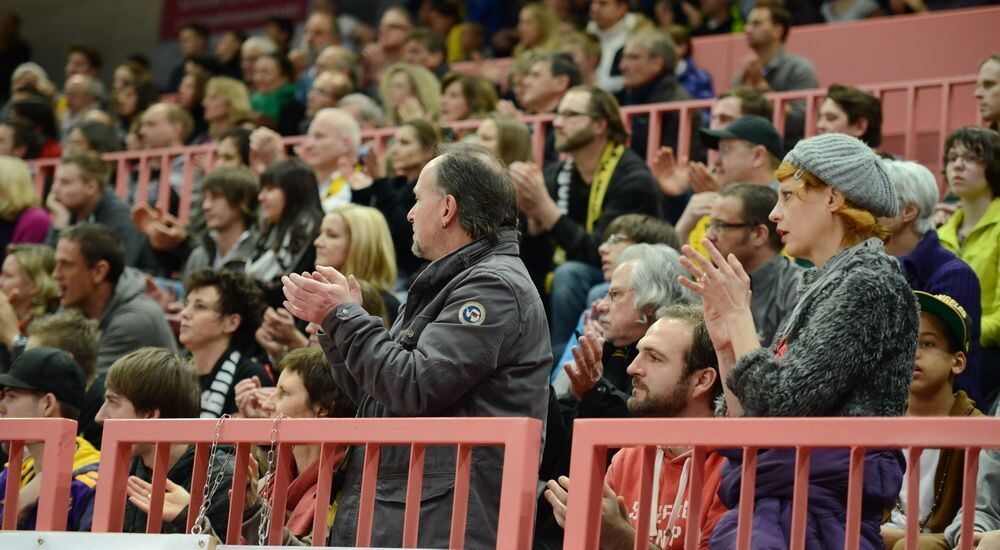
[
  {"xmin": 11, "ymin": 97, "xmax": 58, "ymax": 140},
  {"xmin": 755, "ymin": 3, "xmax": 792, "ymax": 42},
  {"xmin": 826, "ymin": 84, "xmax": 883, "ymax": 148},
  {"xmin": 73, "ymin": 120, "xmax": 119, "ymax": 154},
  {"xmin": 60, "ymin": 223, "xmax": 125, "ymax": 285},
  {"xmin": 67, "ymin": 44, "xmax": 103, "ymax": 70},
  {"xmin": 267, "ymin": 16, "xmax": 295, "ymax": 37},
  {"xmin": 719, "ymin": 86, "xmax": 773, "ymax": 121},
  {"xmin": 605, "ymin": 214, "xmax": 681, "ymax": 250},
  {"xmin": 0, "ymin": 120, "xmax": 41, "ymax": 159},
  {"xmin": 406, "ymin": 27, "xmax": 445, "ymax": 55},
  {"xmin": 279, "ymin": 348, "xmax": 356, "ymax": 417},
  {"xmin": 944, "ymin": 126, "xmax": 1000, "ymax": 198},
  {"xmin": 27, "ymin": 310, "xmax": 101, "ymax": 384},
  {"xmin": 219, "ymin": 127, "xmax": 252, "ymax": 165},
  {"xmin": 60, "ymin": 152, "xmax": 109, "ymax": 191},
  {"xmin": 180, "ymin": 22, "xmax": 209, "ymax": 39},
  {"xmin": 106, "ymin": 347, "xmax": 201, "ymax": 419},
  {"xmin": 200, "ymin": 166, "xmax": 259, "ymax": 228},
  {"xmin": 434, "ymin": 143, "xmax": 519, "ymax": 244},
  {"xmin": 570, "ymin": 84, "xmax": 628, "ymax": 145},
  {"xmin": 720, "ymin": 183, "xmax": 782, "ymax": 251},
  {"xmin": 184, "ymin": 269, "xmax": 265, "ymax": 353},
  {"xmin": 659, "ymin": 304, "xmax": 721, "ymax": 401},
  {"xmin": 533, "ymin": 52, "xmax": 582, "ymax": 89}
]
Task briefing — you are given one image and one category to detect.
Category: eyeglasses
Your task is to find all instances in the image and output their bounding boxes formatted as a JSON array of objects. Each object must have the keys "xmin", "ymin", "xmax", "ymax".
[
  {"xmin": 554, "ymin": 110, "xmax": 591, "ymax": 122},
  {"xmin": 945, "ymin": 152, "xmax": 983, "ymax": 165},
  {"xmin": 706, "ymin": 220, "xmax": 756, "ymax": 234},
  {"xmin": 605, "ymin": 233, "xmax": 632, "ymax": 245}
]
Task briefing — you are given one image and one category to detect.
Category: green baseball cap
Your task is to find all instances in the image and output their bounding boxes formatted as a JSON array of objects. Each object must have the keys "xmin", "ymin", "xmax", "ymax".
[{"xmin": 915, "ymin": 291, "xmax": 970, "ymax": 353}]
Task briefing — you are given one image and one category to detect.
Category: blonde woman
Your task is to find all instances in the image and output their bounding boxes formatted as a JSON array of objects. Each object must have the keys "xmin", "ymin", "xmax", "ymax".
[
  {"xmin": 1, "ymin": 244, "xmax": 59, "ymax": 353},
  {"xmin": 378, "ymin": 63, "xmax": 441, "ymax": 124},
  {"xmin": 513, "ymin": 3, "xmax": 562, "ymax": 59},
  {"xmin": 439, "ymin": 72, "xmax": 499, "ymax": 123},
  {"xmin": 255, "ymin": 205, "xmax": 399, "ymax": 360},
  {"xmin": 198, "ymin": 76, "xmax": 252, "ymax": 143},
  {"xmin": 0, "ymin": 157, "xmax": 50, "ymax": 258}
]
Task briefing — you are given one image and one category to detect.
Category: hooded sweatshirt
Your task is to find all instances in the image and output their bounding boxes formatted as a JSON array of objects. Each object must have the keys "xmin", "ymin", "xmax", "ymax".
[
  {"xmin": 95, "ymin": 266, "xmax": 178, "ymax": 375},
  {"xmin": 605, "ymin": 446, "xmax": 729, "ymax": 549}
]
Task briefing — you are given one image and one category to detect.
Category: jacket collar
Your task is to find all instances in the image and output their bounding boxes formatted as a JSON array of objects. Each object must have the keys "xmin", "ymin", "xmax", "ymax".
[{"xmin": 408, "ymin": 229, "xmax": 520, "ymax": 298}]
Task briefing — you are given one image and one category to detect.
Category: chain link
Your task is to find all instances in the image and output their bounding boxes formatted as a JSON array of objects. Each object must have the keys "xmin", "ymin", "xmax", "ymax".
[
  {"xmin": 191, "ymin": 414, "xmax": 234, "ymax": 535},
  {"xmin": 257, "ymin": 412, "xmax": 286, "ymax": 544}
]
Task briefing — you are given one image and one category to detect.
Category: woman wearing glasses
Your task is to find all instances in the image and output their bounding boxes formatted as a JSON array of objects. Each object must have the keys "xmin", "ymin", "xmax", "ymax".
[
  {"xmin": 681, "ymin": 133, "xmax": 918, "ymax": 548},
  {"xmin": 937, "ymin": 127, "xmax": 1000, "ymax": 404}
]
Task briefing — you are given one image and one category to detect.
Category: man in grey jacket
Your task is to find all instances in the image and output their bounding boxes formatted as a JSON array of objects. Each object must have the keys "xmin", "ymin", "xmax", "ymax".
[
  {"xmin": 282, "ymin": 143, "xmax": 551, "ymax": 548},
  {"xmin": 53, "ymin": 223, "xmax": 178, "ymax": 445}
]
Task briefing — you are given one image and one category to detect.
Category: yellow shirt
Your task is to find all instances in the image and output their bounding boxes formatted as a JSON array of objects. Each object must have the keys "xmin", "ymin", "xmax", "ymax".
[{"xmin": 938, "ymin": 198, "xmax": 1000, "ymax": 346}]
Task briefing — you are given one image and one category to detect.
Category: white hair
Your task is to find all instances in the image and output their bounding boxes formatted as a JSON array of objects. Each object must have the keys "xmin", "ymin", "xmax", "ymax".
[
  {"xmin": 242, "ymin": 36, "xmax": 278, "ymax": 56},
  {"xmin": 619, "ymin": 244, "xmax": 697, "ymax": 323},
  {"xmin": 314, "ymin": 107, "xmax": 361, "ymax": 152},
  {"xmin": 338, "ymin": 93, "xmax": 385, "ymax": 127},
  {"xmin": 881, "ymin": 158, "xmax": 939, "ymax": 235},
  {"xmin": 12, "ymin": 62, "xmax": 49, "ymax": 86}
]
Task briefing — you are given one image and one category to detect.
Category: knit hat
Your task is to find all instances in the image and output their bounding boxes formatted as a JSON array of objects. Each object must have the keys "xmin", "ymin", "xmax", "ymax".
[{"xmin": 782, "ymin": 134, "xmax": 898, "ymax": 217}]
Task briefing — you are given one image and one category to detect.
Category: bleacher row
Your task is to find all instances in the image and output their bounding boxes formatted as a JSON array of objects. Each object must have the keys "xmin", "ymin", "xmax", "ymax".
[
  {"xmin": 26, "ymin": 74, "xmax": 983, "ymax": 223},
  {"xmin": 2, "ymin": 416, "xmax": 998, "ymax": 549}
]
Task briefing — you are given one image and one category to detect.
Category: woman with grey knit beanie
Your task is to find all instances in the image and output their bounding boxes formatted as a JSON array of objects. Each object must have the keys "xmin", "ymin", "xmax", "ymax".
[{"xmin": 679, "ymin": 133, "xmax": 919, "ymax": 549}]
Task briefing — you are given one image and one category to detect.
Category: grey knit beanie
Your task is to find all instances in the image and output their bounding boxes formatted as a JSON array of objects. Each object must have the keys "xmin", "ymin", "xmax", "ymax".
[{"xmin": 782, "ymin": 134, "xmax": 898, "ymax": 217}]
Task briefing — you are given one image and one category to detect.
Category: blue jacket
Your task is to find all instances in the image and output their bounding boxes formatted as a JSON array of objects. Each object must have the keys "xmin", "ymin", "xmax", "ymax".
[
  {"xmin": 709, "ymin": 448, "xmax": 905, "ymax": 549},
  {"xmin": 901, "ymin": 230, "xmax": 983, "ymax": 404}
]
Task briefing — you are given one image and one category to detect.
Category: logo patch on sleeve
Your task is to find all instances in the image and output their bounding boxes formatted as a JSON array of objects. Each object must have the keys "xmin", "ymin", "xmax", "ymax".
[{"xmin": 459, "ymin": 301, "xmax": 486, "ymax": 326}]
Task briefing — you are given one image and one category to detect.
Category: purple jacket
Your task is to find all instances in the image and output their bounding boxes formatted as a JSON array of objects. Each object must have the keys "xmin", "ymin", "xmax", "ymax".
[
  {"xmin": 901, "ymin": 231, "xmax": 983, "ymax": 404},
  {"xmin": 709, "ymin": 448, "xmax": 904, "ymax": 549}
]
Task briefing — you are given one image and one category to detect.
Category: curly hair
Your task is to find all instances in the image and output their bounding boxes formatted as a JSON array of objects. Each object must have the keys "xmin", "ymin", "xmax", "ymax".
[{"xmin": 184, "ymin": 268, "xmax": 265, "ymax": 353}]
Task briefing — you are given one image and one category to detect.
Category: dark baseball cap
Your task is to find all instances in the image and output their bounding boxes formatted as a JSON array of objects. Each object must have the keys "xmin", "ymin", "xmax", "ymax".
[
  {"xmin": 0, "ymin": 347, "xmax": 86, "ymax": 410},
  {"xmin": 700, "ymin": 115, "xmax": 784, "ymax": 159},
  {"xmin": 915, "ymin": 291, "xmax": 970, "ymax": 354}
]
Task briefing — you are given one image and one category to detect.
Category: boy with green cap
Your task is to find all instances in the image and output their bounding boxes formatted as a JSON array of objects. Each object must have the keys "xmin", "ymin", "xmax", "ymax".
[{"xmin": 882, "ymin": 291, "xmax": 985, "ymax": 549}]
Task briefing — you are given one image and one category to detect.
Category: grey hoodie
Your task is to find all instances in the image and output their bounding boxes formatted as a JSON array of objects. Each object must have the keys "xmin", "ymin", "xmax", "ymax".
[{"xmin": 96, "ymin": 267, "xmax": 177, "ymax": 374}]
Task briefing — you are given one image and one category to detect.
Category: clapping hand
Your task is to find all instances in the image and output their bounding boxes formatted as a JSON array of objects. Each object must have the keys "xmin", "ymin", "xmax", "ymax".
[{"xmin": 282, "ymin": 267, "xmax": 363, "ymax": 326}]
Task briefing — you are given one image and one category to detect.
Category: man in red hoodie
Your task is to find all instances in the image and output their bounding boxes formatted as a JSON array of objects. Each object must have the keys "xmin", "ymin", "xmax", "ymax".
[{"xmin": 545, "ymin": 304, "xmax": 729, "ymax": 548}]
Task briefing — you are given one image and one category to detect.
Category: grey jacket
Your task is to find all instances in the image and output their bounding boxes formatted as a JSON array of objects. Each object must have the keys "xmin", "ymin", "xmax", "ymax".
[
  {"xmin": 945, "ymin": 406, "xmax": 1000, "ymax": 545},
  {"xmin": 727, "ymin": 238, "xmax": 918, "ymax": 417},
  {"xmin": 319, "ymin": 230, "xmax": 551, "ymax": 548},
  {"xmin": 96, "ymin": 267, "xmax": 178, "ymax": 374}
]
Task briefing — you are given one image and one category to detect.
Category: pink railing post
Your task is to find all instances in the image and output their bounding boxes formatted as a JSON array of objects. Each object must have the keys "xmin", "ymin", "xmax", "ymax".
[
  {"xmin": 958, "ymin": 446, "xmax": 981, "ymax": 550},
  {"xmin": 0, "ymin": 419, "xmax": 79, "ymax": 531}
]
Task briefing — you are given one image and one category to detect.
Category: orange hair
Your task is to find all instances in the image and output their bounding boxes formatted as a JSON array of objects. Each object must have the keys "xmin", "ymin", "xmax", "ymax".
[{"xmin": 773, "ymin": 162, "xmax": 891, "ymax": 246}]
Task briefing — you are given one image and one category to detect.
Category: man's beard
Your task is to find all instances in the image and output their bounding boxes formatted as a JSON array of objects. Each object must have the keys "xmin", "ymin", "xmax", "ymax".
[
  {"xmin": 555, "ymin": 126, "xmax": 596, "ymax": 153},
  {"xmin": 411, "ymin": 238, "xmax": 427, "ymax": 260},
  {"xmin": 627, "ymin": 375, "xmax": 691, "ymax": 418}
]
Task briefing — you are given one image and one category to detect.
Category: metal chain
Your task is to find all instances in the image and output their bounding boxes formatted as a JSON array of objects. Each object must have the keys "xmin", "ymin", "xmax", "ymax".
[
  {"xmin": 257, "ymin": 412, "xmax": 286, "ymax": 544},
  {"xmin": 191, "ymin": 414, "xmax": 234, "ymax": 535}
]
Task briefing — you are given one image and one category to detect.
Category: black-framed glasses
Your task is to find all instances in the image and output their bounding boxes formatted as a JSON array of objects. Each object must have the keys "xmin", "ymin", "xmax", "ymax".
[{"xmin": 706, "ymin": 220, "xmax": 756, "ymax": 234}]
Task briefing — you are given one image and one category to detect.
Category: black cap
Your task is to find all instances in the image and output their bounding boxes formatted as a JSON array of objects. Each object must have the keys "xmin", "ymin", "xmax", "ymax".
[
  {"xmin": 699, "ymin": 115, "xmax": 784, "ymax": 159},
  {"xmin": 0, "ymin": 347, "xmax": 86, "ymax": 410}
]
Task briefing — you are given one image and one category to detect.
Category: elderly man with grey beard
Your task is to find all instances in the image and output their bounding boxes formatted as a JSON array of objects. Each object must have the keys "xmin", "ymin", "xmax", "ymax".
[{"xmin": 281, "ymin": 143, "xmax": 550, "ymax": 549}]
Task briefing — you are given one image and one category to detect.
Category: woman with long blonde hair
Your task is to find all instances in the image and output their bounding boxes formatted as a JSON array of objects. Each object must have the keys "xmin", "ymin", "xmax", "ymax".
[
  {"xmin": 1, "ymin": 243, "xmax": 59, "ymax": 334},
  {"xmin": 0, "ymin": 156, "xmax": 50, "ymax": 261},
  {"xmin": 378, "ymin": 63, "xmax": 441, "ymax": 124},
  {"xmin": 198, "ymin": 76, "xmax": 252, "ymax": 142}
]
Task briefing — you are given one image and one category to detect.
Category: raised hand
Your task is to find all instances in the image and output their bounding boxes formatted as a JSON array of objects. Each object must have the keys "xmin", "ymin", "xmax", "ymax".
[
  {"xmin": 650, "ymin": 146, "xmax": 691, "ymax": 197},
  {"xmin": 126, "ymin": 476, "xmax": 190, "ymax": 522},
  {"xmin": 565, "ymin": 333, "xmax": 606, "ymax": 400},
  {"xmin": 281, "ymin": 267, "xmax": 362, "ymax": 326}
]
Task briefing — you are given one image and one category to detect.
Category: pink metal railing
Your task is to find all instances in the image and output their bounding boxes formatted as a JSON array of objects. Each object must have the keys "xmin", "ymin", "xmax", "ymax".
[
  {"xmin": 0, "ymin": 418, "xmax": 78, "ymax": 531},
  {"xmin": 562, "ymin": 417, "xmax": 1000, "ymax": 550},
  {"xmin": 91, "ymin": 417, "xmax": 541, "ymax": 548},
  {"xmin": 29, "ymin": 74, "xmax": 979, "ymax": 223}
]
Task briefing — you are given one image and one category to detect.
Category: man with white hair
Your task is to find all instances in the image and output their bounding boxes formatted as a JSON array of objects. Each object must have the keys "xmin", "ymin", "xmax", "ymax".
[
  {"xmin": 558, "ymin": 244, "xmax": 696, "ymax": 415},
  {"xmin": 240, "ymin": 36, "xmax": 278, "ymax": 86},
  {"xmin": 60, "ymin": 74, "xmax": 100, "ymax": 145},
  {"xmin": 337, "ymin": 93, "xmax": 385, "ymax": 130},
  {"xmin": 883, "ymin": 158, "xmax": 983, "ymax": 404},
  {"xmin": 250, "ymin": 107, "xmax": 361, "ymax": 212}
]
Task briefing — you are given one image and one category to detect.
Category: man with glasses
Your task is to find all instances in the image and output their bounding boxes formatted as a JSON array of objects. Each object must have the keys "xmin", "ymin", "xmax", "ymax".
[
  {"xmin": 706, "ymin": 184, "xmax": 801, "ymax": 345},
  {"xmin": 510, "ymin": 85, "xmax": 660, "ymax": 359},
  {"xmin": 676, "ymin": 114, "xmax": 784, "ymax": 255}
]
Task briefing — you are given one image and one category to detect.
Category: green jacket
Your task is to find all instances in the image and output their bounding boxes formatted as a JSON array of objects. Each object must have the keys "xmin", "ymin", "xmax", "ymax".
[
  {"xmin": 938, "ymin": 198, "xmax": 1000, "ymax": 346},
  {"xmin": 250, "ymin": 83, "xmax": 296, "ymax": 124}
]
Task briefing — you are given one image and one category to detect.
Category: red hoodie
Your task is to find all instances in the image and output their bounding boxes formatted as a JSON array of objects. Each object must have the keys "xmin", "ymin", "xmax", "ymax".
[{"xmin": 605, "ymin": 446, "xmax": 729, "ymax": 549}]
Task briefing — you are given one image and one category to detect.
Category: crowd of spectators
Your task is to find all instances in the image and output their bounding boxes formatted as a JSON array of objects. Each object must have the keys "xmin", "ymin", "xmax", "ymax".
[{"xmin": 0, "ymin": 1, "xmax": 999, "ymax": 548}]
